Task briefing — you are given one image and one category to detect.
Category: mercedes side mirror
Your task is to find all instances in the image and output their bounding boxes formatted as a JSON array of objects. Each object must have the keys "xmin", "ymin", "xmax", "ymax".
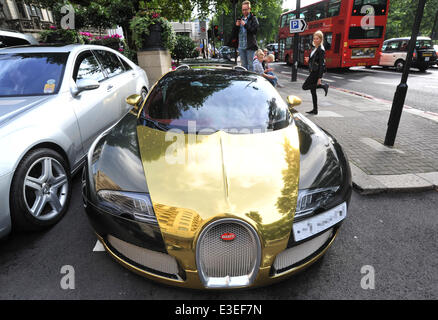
[{"xmin": 71, "ymin": 79, "xmax": 100, "ymax": 97}]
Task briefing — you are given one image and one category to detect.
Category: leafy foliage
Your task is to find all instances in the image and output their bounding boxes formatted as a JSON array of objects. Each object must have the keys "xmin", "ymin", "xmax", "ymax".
[
  {"xmin": 386, "ymin": 0, "xmax": 438, "ymax": 40},
  {"xmin": 171, "ymin": 35, "xmax": 199, "ymax": 63},
  {"xmin": 130, "ymin": 11, "xmax": 176, "ymax": 51}
]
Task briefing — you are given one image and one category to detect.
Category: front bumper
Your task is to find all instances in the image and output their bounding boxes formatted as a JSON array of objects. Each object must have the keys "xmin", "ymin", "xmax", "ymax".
[{"xmin": 83, "ymin": 190, "xmax": 344, "ymax": 289}]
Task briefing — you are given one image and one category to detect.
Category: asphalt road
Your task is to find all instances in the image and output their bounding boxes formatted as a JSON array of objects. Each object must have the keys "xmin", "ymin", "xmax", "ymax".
[
  {"xmin": 1, "ymin": 174, "xmax": 437, "ymax": 300},
  {"xmin": 274, "ymin": 63, "xmax": 438, "ymax": 114}
]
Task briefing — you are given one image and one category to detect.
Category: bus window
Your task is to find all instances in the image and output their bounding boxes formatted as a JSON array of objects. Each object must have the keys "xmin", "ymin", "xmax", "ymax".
[
  {"xmin": 286, "ymin": 36, "xmax": 293, "ymax": 50},
  {"xmin": 300, "ymin": 10, "xmax": 307, "ymax": 20},
  {"xmin": 352, "ymin": 0, "xmax": 387, "ymax": 15},
  {"xmin": 314, "ymin": 3, "xmax": 327, "ymax": 20},
  {"xmin": 324, "ymin": 33, "xmax": 333, "ymax": 51},
  {"xmin": 287, "ymin": 12, "xmax": 296, "ymax": 26},
  {"xmin": 328, "ymin": 0, "xmax": 341, "ymax": 17},
  {"xmin": 348, "ymin": 26, "xmax": 384, "ymax": 39},
  {"xmin": 281, "ymin": 14, "xmax": 287, "ymax": 27}
]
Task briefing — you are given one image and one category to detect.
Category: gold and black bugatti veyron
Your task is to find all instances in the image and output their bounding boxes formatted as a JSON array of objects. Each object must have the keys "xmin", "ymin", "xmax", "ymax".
[{"xmin": 82, "ymin": 63, "xmax": 352, "ymax": 289}]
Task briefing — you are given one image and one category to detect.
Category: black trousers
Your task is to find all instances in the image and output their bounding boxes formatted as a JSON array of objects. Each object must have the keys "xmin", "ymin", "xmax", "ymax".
[{"xmin": 302, "ymin": 71, "xmax": 324, "ymax": 112}]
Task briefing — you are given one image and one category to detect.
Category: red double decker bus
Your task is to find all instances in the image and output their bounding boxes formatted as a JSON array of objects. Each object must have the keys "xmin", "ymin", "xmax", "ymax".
[{"xmin": 278, "ymin": 0, "xmax": 390, "ymax": 69}]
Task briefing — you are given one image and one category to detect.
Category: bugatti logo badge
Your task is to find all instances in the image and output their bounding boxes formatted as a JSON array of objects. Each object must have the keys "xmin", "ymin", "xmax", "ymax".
[{"xmin": 221, "ymin": 232, "xmax": 236, "ymax": 241}]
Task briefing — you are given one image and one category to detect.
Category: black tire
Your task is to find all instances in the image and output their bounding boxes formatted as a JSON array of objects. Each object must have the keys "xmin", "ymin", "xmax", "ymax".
[
  {"xmin": 10, "ymin": 148, "xmax": 72, "ymax": 231},
  {"xmin": 395, "ymin": 59, "xmax": 405, "ymax": 72},
  {"xmin": 365, "ymin": 65, "xmax": 372, "ymax": 69},
  {"xmin": 419, "ymin": 67, "xmax": 427, "ymax": 72}
]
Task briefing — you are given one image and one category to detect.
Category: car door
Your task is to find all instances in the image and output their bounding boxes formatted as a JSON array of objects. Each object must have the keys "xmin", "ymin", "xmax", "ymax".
[
  {"xmin": 69, "ymin": 50, "xmax": 116, "ymax": 152},
  {"xmin": 93, "ymin": 49, "xmax": 135, "ymax": 120},
  {"xmin": 380, "ymin": 41, "xmax": 395, "ymax": 66}
]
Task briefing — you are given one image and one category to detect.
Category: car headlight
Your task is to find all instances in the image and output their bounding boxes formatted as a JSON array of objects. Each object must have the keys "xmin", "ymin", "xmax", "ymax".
[
  {"xmin": 295, "ymin": 187, "xmax": 339, "ymax": 219},
  {"xmin": 97, "ymin": 190, "xmax": 158, "ymax": 224}
]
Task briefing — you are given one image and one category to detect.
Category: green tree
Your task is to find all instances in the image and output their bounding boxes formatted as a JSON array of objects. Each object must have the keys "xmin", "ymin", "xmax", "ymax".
[
  {"xmin": 171, "ymin": 35, "xmax": 198, "ymax": 63},
  {"xmin": 386, "ymin": 0, "xmax": 438, "ymax": 40}
]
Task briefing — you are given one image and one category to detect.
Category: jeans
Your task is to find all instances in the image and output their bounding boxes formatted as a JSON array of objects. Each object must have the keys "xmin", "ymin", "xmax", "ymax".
[
  {"xmin": 238, "ymin": 48, "xmax": 255, "ymax": 71},
  {"xmin": 266, "ymin": 71, "xmax": 278, "ymax": 87}
]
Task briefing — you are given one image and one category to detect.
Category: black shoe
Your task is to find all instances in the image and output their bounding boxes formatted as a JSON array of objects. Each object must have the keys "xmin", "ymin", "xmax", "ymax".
[
  {"xmin": 323, "ymin": 84, "xmax": 329, "ymax": 96},
  {"xmin": 306, "ymin": 110, "xmax": 316, "ymax": 114}
]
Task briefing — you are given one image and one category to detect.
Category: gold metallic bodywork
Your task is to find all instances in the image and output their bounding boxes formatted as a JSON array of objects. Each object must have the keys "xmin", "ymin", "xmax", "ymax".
[{"xmin": 135, "ymin": 124, "xmax": 302, "ymax": 288}]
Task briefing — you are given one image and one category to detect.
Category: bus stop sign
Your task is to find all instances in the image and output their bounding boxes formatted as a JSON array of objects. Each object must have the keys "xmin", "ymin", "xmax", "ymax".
[{"xmin": 290, "ymin": 19, "xmax": 307, "ymax": 33}]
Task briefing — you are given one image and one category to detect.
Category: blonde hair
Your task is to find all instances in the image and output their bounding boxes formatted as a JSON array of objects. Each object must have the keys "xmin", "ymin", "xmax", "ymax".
[
  {"xmin": 313, "ymin": 30, "xmax": 324, "ymax": 47},
  {"xmin": 256, "ymin": 49, "xmax": 264, "ymax": 58},
  {"xmin": 267, "ymin": 54, "xmax": 275, "ymax": 62},
  {"xmin": 242, "ymin": 1, "xmax": 251, "ymax": 8}
]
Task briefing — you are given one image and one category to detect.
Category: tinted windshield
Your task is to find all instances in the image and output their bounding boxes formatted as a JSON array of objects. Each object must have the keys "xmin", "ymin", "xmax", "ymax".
[
  {"xmin": 0, "ymin": 52, "xmax": 68, "ymax": 97},
  {"xmin": 141, "ymin": 70, "xmax": 291, "ymax": 134}
]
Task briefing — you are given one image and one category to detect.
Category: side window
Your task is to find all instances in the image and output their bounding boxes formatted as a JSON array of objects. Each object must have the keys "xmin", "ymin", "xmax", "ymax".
[
  {"xmin": 119, "ymin": 56, "xmax": 132, "ymax": 71},
  {"xmin": 74, "ymin": 51, "xmax": 105, "ymax": 82},
  {"xmin": 381, "ymin": 43, "xmax": 387, "ymax": 52},
  {"xmin": 399, "ymin": 40, "xmax": 408, "ymax": 52},
  {"xmin": 94, "ymin": 50, "xmax": 124, "ymax": 78},
  {"xmin": 328, "ymin": 0, "xmax": 341, "ymax": 17},
  {"xmin": 281, "ymin": 15, "xmax": 287, "ymax": 28},
  {"xmin": 324, "ymin": 33, "xmax": 333, "ymax": 50},
  {"xmin": 0, "ymin": 36, "xmax": 30, "ymax": 48},
  {"xmin": 388, "ymin": 41, "xmax": 400, "ymax": 51}
]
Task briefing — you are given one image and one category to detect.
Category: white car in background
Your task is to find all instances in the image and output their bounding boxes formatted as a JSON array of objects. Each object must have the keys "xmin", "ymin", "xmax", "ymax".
[
  {"xmin": 0, "ymin": 44, "xmax": 149, "ymax": 237},
  {"xmin": 0, "ymin": 29, "xmax": 38, "ymax": 48}
]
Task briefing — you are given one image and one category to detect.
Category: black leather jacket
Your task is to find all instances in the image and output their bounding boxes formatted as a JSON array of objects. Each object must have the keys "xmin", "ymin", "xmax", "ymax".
[
  {"xmin": 309, "ymin": 46, "xmax": 326, "ymax": 79},
  {"xmin": 229, "ymin": 13, "xmax": 259, "ymax": 51}
]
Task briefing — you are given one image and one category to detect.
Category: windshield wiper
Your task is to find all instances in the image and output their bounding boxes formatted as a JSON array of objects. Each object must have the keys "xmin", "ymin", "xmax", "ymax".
[{"xmin": 139, "ymin": 116, "xmax": 170, "ymax": 131}]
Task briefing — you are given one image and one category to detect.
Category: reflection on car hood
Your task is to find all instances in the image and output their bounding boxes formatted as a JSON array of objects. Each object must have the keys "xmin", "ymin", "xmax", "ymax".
[
  {"xmin": 0, "ymin": 96, "xmax": 52, "ymax": 127},
  {"xmin": 136, "ymin": 125, "xmax": 300, "ymax": 270}
]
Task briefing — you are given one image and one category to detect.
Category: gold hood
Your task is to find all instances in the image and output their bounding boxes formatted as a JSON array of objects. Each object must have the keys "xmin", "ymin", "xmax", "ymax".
[{"xmin": 137, "ymin": 125, "xmax": 300, "ymax": 271}]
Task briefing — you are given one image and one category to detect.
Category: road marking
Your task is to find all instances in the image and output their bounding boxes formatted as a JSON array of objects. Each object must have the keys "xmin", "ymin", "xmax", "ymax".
[
  {"xmin": 312, "ymin": 111, "xmax": 344, "ymax": 117},
  {"xmin": 93, "ymin": 240, "xmax": 105, "ymax": 252},
  {"xmin": 348, "ymin": 79, "xmax": 362, "ymax": 82},
  {"xmin": 331, "ymin": 75, "xmax": 344, "ymax": 79}
]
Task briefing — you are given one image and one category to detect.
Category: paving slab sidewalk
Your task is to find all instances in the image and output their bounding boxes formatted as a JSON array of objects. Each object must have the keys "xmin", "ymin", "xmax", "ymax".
[{"xmin": 273, "ymin": 65, "xmax": 438, "ymax": 194}]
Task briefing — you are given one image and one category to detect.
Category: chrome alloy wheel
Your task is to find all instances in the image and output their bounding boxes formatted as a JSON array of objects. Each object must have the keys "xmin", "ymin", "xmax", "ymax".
[{"xmin": 23, "ymin": 157, "xmax": 69, "ymax": 220}]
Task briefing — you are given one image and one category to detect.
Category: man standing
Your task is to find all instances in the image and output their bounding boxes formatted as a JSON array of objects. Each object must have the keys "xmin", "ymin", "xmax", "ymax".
[{"xmin": 233, "ymin": 1, "xmax": 259, "ymax": 71}]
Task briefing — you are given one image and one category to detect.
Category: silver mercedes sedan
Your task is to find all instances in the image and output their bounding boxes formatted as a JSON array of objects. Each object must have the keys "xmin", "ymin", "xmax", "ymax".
[{"xmin": 0, "ymin": 44, "xmax": 149, "ymax": 237}]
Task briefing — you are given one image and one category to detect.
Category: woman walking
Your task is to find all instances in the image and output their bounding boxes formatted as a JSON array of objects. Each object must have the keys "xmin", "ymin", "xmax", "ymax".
[{"xmin": 302, "ymin": 30, "xmax": 328, "ymax": 115}]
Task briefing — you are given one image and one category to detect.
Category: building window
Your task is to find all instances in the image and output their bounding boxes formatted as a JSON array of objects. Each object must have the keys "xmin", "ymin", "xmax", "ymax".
[{"xmin": 17, "ymin": 1, "xmax": 28, "ymax": 19}]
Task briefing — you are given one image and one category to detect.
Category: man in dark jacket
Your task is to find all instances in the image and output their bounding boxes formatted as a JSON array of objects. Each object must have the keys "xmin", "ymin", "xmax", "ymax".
[{"xmin": 231, "ymin": 1, "xmax": 259, "ymax": 71}]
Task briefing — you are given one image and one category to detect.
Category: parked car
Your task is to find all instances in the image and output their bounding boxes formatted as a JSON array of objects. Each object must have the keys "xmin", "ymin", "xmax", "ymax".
[
  {"xmin": 0, "ymin": 29, "xmax": 38, "ymax": 48},
  {"xmin": 379, "ymin": 36, "xmax": 437, "ymax": 72},
  {"xmin": 0, "ymin": 44, "xmax": 149, "ymax": 238},
  {"xmin": 266, "ymin": 43, "xmax": 279, "ymax": 61},
  {"xmin": 82, "ymin": 62, "xmax": 352, "ymax": 289},
  {"xmin": 434, "ymin": 45, "xmax": 438, "ymax": 67},
  {"xmin": 218, "ymin": 46, "xmax": 237, "ymax": 60}
]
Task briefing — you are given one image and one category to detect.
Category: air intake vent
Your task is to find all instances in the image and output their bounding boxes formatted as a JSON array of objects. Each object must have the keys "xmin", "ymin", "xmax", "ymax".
[
  {"xmin": 196, "ymin": 219, "xmax": 261, "ymax": 288},
  {"xmin": 107, "ymin": 235, "xmax": 183, "ymax": 280}
]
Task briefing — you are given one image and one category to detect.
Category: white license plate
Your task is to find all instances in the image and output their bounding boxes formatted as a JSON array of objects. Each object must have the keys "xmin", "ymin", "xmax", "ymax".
[
  {"xmin": 293, "ymin": 202, "xmax": 347, "ymax": 242},
  {"xmin": 425, "ymin": 57, "xmax": 430, "ymax": 61}
]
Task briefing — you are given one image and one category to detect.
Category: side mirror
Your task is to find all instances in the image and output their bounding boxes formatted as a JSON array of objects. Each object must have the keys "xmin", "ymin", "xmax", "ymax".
[
  {"xmin": 286, "ymin": 95, "xmax": 302, "ymax": 111},
  {"xmin": 125, "ymin": 94, "xmax": 142, "ymax": 113},
  {"xmin": 71, "ymin": 79, "xmax": 100, "ymax": 96}
]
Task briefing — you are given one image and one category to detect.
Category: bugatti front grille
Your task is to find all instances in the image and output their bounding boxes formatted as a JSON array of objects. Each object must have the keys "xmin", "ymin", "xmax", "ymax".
[{"xmin": 196, "ymin": 219, "xmax": 261, "ymax": 288}]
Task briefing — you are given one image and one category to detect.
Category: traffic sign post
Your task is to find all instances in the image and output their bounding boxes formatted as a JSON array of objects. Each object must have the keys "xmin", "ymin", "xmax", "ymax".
[
  {"xmin": 290, "ymin": 19, "xmax": 307, "ymax": 34},
  {"xmin": 291, "ymin": 0, "xmax": 302, "ymax": 82}
]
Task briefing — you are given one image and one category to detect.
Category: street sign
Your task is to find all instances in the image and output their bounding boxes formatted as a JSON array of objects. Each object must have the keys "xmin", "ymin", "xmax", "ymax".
[
  {"xmin": 290, "ymin": 19, "xmax": 307, "ymax": 34},
  {"xmin": 198, "ymin": 21, "xmax": 208, "ymax": 40}
]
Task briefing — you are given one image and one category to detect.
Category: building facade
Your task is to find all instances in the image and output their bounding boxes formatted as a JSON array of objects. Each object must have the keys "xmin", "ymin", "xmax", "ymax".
[{"xmin": 0, "ymin": 0, "xmax": 54, "ymax": 37}]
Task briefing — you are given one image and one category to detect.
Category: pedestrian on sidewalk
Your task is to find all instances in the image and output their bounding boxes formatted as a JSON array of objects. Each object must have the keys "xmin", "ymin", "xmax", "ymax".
[
  {"xmin": 302, "ymin": 30, "xmax": 328, "ymax": 115},
  {"xmin": 253, "ymin": 49, "xmax": 277, "ymax": 87},
  {"xmin": 229, "ymin": 1, "xmax": 259, "ymax": 71}
]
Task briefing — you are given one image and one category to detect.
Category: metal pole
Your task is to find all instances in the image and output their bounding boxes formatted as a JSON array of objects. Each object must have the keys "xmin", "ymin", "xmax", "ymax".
[
  {"xmin": 234, "ymin": 1, "xmax": 237, "ymax": 64},
  {"xmin": 384, "ymin": 0, "xmax": 426, "ymax": 146},
  {"xmin": 291, "ymin": 0, "xmax": 301, "ymax": 82}
]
